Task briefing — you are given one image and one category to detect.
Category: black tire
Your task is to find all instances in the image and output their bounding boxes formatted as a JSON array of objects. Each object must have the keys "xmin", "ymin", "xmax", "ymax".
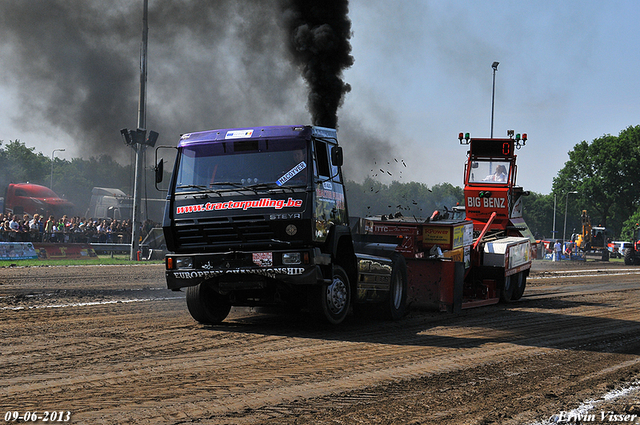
[
  {"xmin": 185, "ymin": 283, "xmax": 231, "ymax": 325},
  {"xmin": 511, "ymin": 272, "xmax": 527, "ymax": 301},
  {"xmin": 312, "ymin": 265, "xmax": 351, "ymax": 325},
  {"xmin": 384, "ymin": 255, "xmax": 408, "ymax": 320},
  {"xmin": 624, "ymin": 248, "xmax": 634, "ymax": 265},
  {"xmin": 500, "ymin": 274, "xmax": 515, "ymax": 303}
]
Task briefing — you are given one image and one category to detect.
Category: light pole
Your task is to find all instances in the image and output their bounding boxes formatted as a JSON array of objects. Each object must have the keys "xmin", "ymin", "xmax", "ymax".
[
  {"xmin": 491, "ymin": 61, "xmax": 499, "ymax": 138},
  {"xmin": 552, "ymin": 193, "xmax": 557, "ymax": 239},
  {"xmin": 563, "ymin": 191, "xmax": 578, "ymax": 244},
  {"xmin": 50, "ymin": 148, "xmax": 65, "ymax": 190},
  {"xmin": 121, "ymin": 0, "xmax": 158, "ymax": 261},
  {"xmin": 130, "ymin": 0, "xmax": 149, "ymax": 261}
]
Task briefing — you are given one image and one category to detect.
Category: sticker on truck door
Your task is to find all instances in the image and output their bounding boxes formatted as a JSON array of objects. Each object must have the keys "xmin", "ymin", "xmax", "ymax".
[{"xmin": 314, "ymin": 182, "xmax": 347, "ymax": 242}]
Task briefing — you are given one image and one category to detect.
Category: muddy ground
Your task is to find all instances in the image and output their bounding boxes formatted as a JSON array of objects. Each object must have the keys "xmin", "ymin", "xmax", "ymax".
[{"xmin": 1, "ymin": 260, "xmax": 639, "ymax": 424}]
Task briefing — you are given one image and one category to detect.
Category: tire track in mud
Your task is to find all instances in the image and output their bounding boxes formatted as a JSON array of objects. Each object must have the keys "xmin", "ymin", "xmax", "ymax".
[
  {"xmin": 2, "ymin": 299, "xmax": 638, "ymax": 423},
  {"xmin": 1, "ymin": 264, "xmax": 640, "ymax": 423}
]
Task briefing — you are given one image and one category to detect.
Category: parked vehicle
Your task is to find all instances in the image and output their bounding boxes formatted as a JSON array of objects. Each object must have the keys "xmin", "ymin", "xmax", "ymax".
[
  {"xmin": 85, "ymin": 187, "xmax": 133, "ymax": 220},
  {"xmin": 3, "ymin": 183, "xmax": 75, "ymax": 218},
  {"xmin": 608, "ymin": 241, "xmax": 631, "ymax": 259}
]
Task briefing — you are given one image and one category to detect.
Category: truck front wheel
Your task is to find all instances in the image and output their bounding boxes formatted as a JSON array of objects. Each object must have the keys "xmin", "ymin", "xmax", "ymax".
[
  {"xmin": 312, "ymin": 265, "xmax": 351, "ymax": 325},
  {"xmin": 186, "ymin": 283, "xmax": 231, "ymax": 325}
]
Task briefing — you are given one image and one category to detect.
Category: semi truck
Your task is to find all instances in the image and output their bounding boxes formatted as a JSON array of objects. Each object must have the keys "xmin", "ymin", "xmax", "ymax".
[
  {"xmin": 85, "ymin": 187, "xmax": 133, "ymax": 220},
  {"xmin": 85, "ymin": 187, "xmax": 166, "ymax": 223},
  {"xmin": 3, "ymin": 183, "xmax": 75, "ymax": 218},
  {"xmin": 157, "ymin": 125, "xmax": 532, "ymax": 325}
]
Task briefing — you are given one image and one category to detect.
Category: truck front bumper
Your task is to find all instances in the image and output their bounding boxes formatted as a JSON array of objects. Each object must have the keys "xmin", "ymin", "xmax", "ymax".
[{"xmin": 165, "ymin": 250, "xmax": 326, "ymax": 291}]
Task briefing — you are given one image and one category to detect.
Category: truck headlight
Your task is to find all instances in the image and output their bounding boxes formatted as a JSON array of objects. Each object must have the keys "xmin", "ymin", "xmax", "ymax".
[
  {"xmin": 282, "ymin": 252, "xmax": 301, "ymax": 265},
  {"xmin": 174, "ymin": 256, "xmax": 194, "ymax": 269}
]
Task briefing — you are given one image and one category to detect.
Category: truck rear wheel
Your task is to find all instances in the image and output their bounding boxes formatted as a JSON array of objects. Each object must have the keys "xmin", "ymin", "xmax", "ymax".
[
  {"xmin": 312, "ymin": 265, "xmax": 351, "ymax": 325},
  {"xmin": 510, "ymin": 272, "xmax": 527, "ymax": 301},
  {"xmin": 384, "ymin": 255, "xmax": 408, "ymax": 320},
  {"xmin": 186, "ymin": 283, "xmax": 231, "ymax": 325}
]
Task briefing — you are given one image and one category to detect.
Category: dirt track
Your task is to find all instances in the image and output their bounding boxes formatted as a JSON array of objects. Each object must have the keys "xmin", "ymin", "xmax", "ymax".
[{"xmin": 1, "ymin": 261, "xmax": 640, "ymax": 424}]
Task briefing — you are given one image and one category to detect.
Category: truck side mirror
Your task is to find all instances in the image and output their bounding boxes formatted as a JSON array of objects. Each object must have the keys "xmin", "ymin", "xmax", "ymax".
[
  {"xmin": 331, "ymin": 146, "xmax": 343, "ymax": 167},
  {"xmin": 154, "ymin": 145, "xmax": 177, "ymax": 192},
  {"xmin": 155, "ymin": 159, "xmax": 164, "ymax": 184}
]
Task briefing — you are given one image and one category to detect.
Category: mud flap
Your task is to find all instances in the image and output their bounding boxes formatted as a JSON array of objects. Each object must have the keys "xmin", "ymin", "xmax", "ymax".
[
  {"xmin": 451, "ymin": 261, "xmax": 464, "ymax": 313},
  {"xmin": 439, "ymin": 261, "xmax": 465, "ymax": 313}
]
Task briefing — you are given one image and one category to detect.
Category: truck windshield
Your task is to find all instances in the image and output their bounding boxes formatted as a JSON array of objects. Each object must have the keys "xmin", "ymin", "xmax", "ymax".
[
  {"xmin": 469, "ymin": 160, "xmax": 510, "ymax": 184},
  {"xmin": 175, "ymin": 139, "xmax": 308, "ymax": 193}
]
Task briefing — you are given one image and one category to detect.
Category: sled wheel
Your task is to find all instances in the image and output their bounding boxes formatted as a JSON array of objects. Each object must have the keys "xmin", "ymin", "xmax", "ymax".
[
  {"xmin": 511, "ymin": 272, "xmax": 527, "ymax": 301},
  {"xmin": 500, "ymin": 274, "xmax": 514, "ymax": 303}
]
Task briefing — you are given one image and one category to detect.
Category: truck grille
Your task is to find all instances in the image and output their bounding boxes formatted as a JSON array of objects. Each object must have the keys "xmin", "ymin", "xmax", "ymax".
[{"xmin": 174, "ymin": 215, "xmax": 277, "ymax": 251}]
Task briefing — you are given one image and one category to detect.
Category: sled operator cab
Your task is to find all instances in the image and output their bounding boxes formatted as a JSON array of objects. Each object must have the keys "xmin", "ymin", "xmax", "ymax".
[{"xmin": 459, "ymin": 130, "xmax": 532, "ymax": 238}]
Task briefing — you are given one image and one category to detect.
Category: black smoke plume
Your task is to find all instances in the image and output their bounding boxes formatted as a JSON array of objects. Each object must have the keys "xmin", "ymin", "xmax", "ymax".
[
  {"xmin": 0, "ymin": 1, "xmax": 305, "ymax": 161},
  {"xmin": 281, "ymin": 0, "xmax": 354, "ymax": 129},
  {"xmin": 0, "ymin": 1, "xmax": 356, "ymax": 166}
]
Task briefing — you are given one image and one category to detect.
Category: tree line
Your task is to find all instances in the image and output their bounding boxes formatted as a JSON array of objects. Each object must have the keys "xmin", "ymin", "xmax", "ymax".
[
  {"xmin": 0, "ymin": 140, "xmax": 161, "ymax": 219},
  {"xmin": 3, "ymin": 125, "xmax": 640, "ymax": 241},
  {"xmin": 552, "ymin": 125, "xmax": 640, "ymax": 241}
]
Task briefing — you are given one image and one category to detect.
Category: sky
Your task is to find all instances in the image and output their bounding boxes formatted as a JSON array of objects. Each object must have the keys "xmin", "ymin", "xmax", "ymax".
[{"xmin": 0, "ymin": 0, "xmax": 638, "ymax": 195}]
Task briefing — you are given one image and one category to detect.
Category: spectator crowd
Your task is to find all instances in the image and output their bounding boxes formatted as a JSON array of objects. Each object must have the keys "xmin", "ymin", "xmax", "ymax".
[{"xmin": 0, "ymin": 213, "xmax": 158, "ymax": 244}]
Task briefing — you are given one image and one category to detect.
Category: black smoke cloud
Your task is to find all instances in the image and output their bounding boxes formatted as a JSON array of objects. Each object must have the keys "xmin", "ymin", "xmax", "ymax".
[
  {"xmin": 281, "ymin": 0, "xmax": 354, "ymax": 129},
  {"xmin": 0, "ymin": 1, "xmax": 377, "ymax": 184},
  {"xmin": 0, "ymin": 1, "xmax": 307, "ymax": 161},
  {"xmin": 0, "ymin": 2, "xmax": 139, "ymax": 158}
]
